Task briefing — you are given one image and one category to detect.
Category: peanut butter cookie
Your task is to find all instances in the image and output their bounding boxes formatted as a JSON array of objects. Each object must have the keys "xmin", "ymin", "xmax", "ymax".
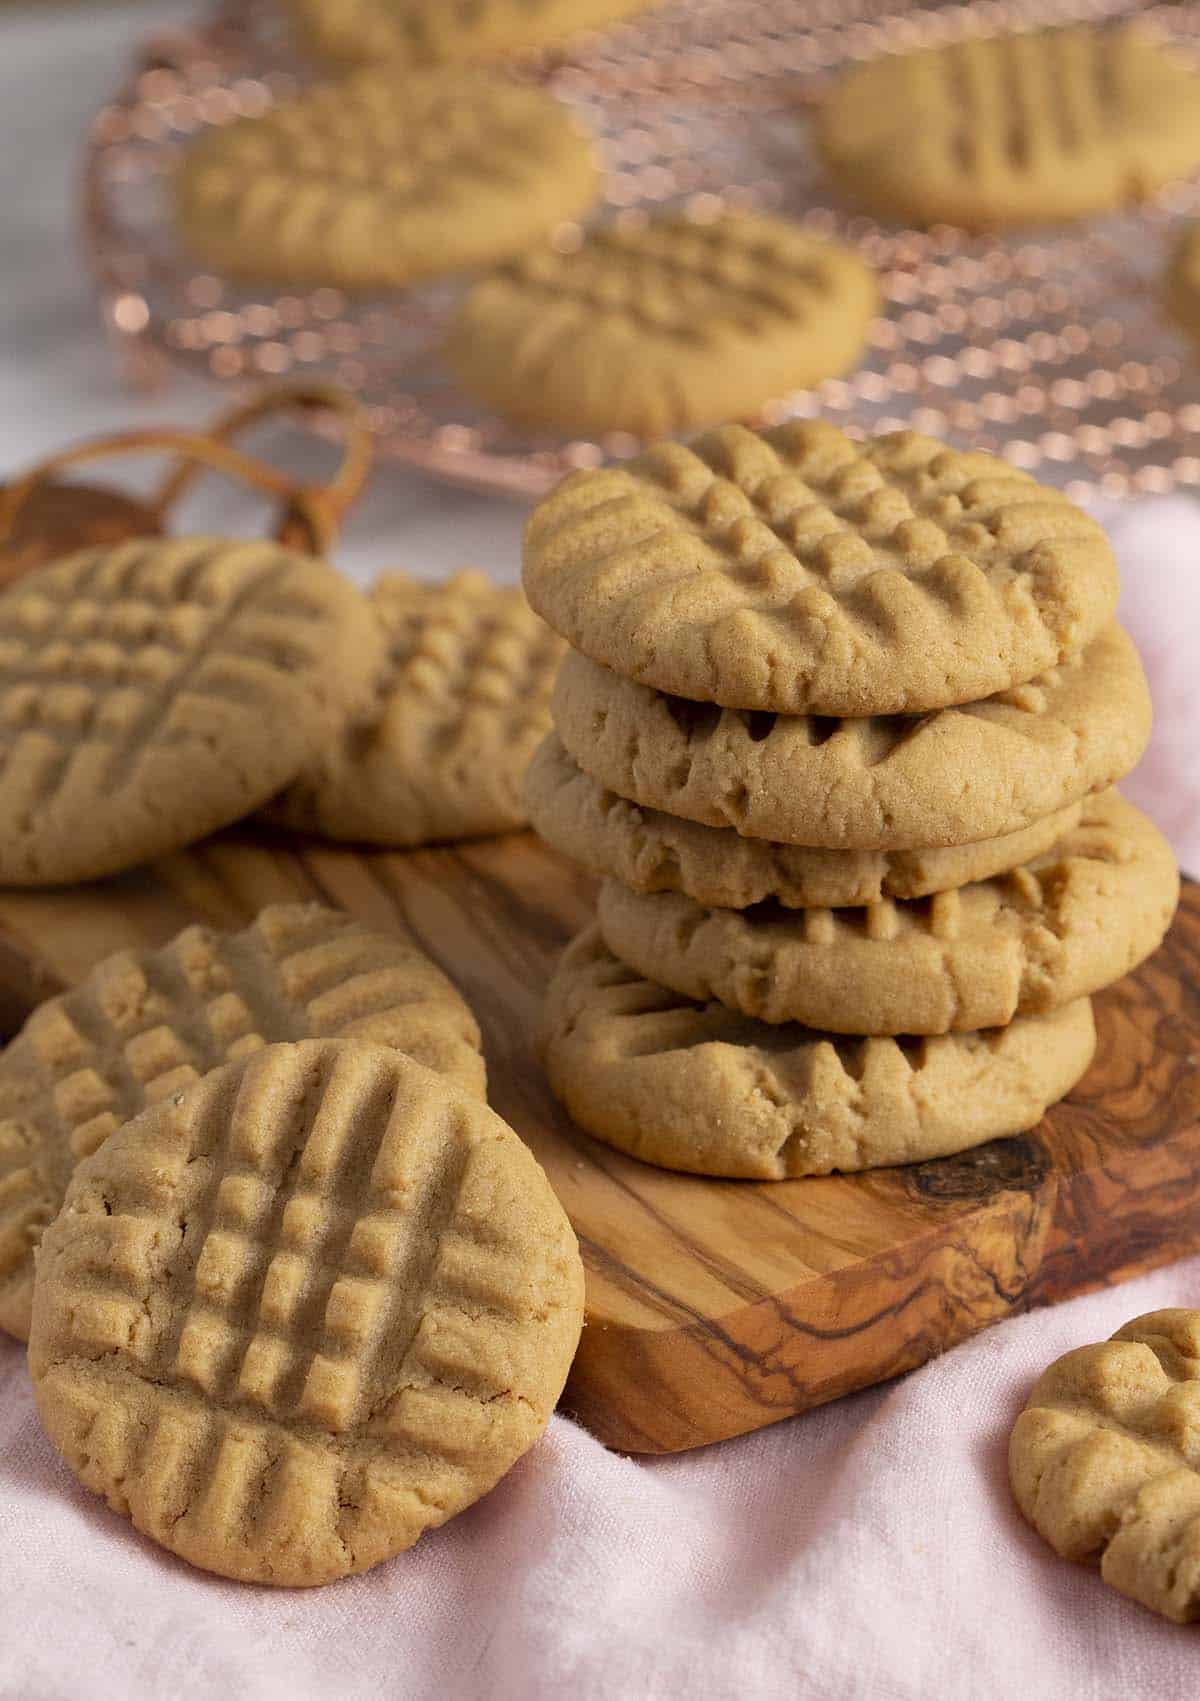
[
  {"xmin": 449, "ymin": 212, "xmax": 877, "ymax": 438},
  {"xmin": 596, "ymin": 793, "xmax": 1179, "ymax": 1034},
  {"xmin": 175, "ymin": 68, "xmax": 601, "ymax": 289},
  {"xmin": 29, "ymin": 1039, "xmax": 584, "ymax": 1585},
  {"xmin": 818, "ymin": 27, "xmax": 1200, "ymax": 229},
  {"xmin": 1011, "ymin": 1310, "xmax": 1200, "ymax": 1622},
  {"xmin": 542, "ymin": 929, "xmax": 1095, "ymax": 1178},
  {"xmin": 524, "ymin": 422, "xmax": 1119, "ymax": 715},
  {"xmin": 0, "ymin": 903, "xmax": 484, "ymax": 1342}
]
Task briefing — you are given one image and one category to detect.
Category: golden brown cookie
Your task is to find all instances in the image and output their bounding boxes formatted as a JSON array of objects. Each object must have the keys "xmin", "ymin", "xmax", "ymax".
[
  {"xmin": 1010, "ymin": 1310, "xmax": 1200, "ymax": 1623},
  {"xmin": 286, "ymin": 0, "xmax": 656, "ymax": 69},
  {"xmin": 174, "ymin": 68, "xmax": 601, "ymax": 290},
  {"xmin": 29, "ymin": 1038, "xmax": 584, "ymax": 1586},
  {"xmin": 552, "ymin": 624, "xmax": 1149, "ymax": 851},
  {"xmin": 0, "ymin": 537, "xmax": 383, "ymax": 886},
  {"xmin": 527, "ymin": 734, "xmax": 1085, "ymax": 910},
  {"xmin": 596, "ymin": 792, "xmax": 1179, "ymax": 1034},
  {"xmin": 269, "ymin": 570, "xmax": 564, "ymax": 846},
  {"xmin": 817, "ymin": 26, "xmax": 1200, "ymax": 230},
  {"xmin": 0, "ymin": 903, "xmax": 484, "ymax": 1343},
  {"xmin": 448, "ymin": 212, "xmax": 878, "ymax": 439},
  {"xmin": 524, "ymin": 422, "xmax": 1120, "ymax": 715},
  {"xmin": 542, "ymin": 930, "xmax": 1096, "ymax": 1178},
  {"xmin": 1165, "ymin": 222, "xmax": 1200, "ymax": 345}
]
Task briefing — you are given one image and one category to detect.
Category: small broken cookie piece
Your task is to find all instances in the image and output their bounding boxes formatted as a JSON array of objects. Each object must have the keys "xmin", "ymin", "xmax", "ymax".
[{"xmin": 1010, "ymin": 1309, "xmax": 1200, "ymax": 1623}]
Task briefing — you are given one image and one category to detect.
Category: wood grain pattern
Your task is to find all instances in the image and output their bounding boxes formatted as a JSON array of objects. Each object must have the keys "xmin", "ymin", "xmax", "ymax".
[{"xmin": 0, "ymin": 831, "xmax": 1194, "ymax": 1455}]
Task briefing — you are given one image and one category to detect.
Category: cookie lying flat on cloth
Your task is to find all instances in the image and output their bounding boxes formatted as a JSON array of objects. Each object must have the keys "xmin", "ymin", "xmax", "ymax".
[
  {"xmin": 817, "ymin": 26, "xmax": 1200, "ymax": 229},
  {"xmin": 1011, "ymin": 1310, "xmax": 1200, "ymax": 1623},
  {"xmin": 527, "ymin": 734, "xmax": 1085, "ymax": 910},
  {"xmin": 551, "ymin": 624, "xmax": 1149, "ymax": 851},
  {"xmin": 0, "ymin": 903, "xmax": 484, "ymax": 1342},
  {"xmin": 541, "ymin": 930, "xmax": 1095, "ymax": 1179},
  {"xmin": 174, "ymin": 68, "xmax": 601, "ymax": 289},
  {"xmin": 595, "ymin": 793, "xmax": 1179, "ymax": 1034},
  {"xmin": 285, "ymin": 0, "xmax": 657, "ymax": 69},
  {"xmin": 449, "ymin": 212, "xmax": 878, "ymax": 439},
  {"xmin": 0, "ymin": 537, "xmax": 382, "ymax": 886},
  {"xmin": 29, "ymin": 1038, "xmax": 583, "ymax": 1586},
  {"xmin": 269, "ymin": 570, "xmax": 564, "ymax": 846},
  {"xmin": 523, "ymin": 422, "xmax": 1119, "ymax": 716}
]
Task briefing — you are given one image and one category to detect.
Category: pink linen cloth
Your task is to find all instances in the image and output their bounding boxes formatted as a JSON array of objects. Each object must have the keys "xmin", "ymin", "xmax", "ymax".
[{"xmin": 0, "ymin": 498, "xmax": 1198, "ymax": 1701}]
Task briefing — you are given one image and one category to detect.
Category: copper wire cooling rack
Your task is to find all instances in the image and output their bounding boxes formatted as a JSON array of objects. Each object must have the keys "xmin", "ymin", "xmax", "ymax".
[{"xmin": 83, "ymin": 0, "xmax": 1200, "ymax": 500}]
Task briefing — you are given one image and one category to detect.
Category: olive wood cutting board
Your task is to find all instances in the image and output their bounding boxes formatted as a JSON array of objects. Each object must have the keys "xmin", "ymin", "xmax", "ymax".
[{"xmin": 0, "ymin": 831, "xmax": 1195, "ymax": 1455}]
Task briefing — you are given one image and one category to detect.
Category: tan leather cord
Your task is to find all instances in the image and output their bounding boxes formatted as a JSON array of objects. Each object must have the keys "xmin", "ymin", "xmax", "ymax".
[{"xmin": 0, "ymin": 384, "xmax": 373, "ymax": 558}]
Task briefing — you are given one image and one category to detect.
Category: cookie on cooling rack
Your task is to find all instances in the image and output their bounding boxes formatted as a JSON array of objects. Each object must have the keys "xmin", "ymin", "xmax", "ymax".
[
  {"xmin": 551, "ymin": 624, "xmax": 1149, "ymax": 850},
  {"xmin": 268, "ymin": 570, "xmax": 564, "ymax": 846},
  {"xmin": 817, "ymin": 25, "xmax": 1200, "ymax": 230},
  {"xmin": 594, "ymin": 793, "xmax": 1179, "ymax": 1035},
  {"xmin": 541, "ymin": 929, "xmax": 1096, "ymax": 1179},
  {"xmin": 1011, "ymin": 1310, "xmax": 1200, "ymax": 1622},
  {"xmin": 524, "ymin": 422, "xmax": 1120, "ymax": 716},
  {"xmin": 29, "ymin": 1038, "xmax": 584, "ymax": 1586},
  {"xmin": 448, "ymin": 211, "xmax": 878, "ymax": 439},
  {"xmin": 526, "ymin": 735, "xmax": 1086, "ymax": 911},
  {"xmin": 0, "ymin": 903, "xmax": 485, "ymax": 1343},
  {"xmin": 0, "ymin": 536, "xmax": 382, "ymax": 886},
  {"xmin": 285, "ymin": 0, "xmax": 658, "ymax": 68},
  {"xmin": 174, "ymin": 67, "xmax": 601, "ymax": 290}
]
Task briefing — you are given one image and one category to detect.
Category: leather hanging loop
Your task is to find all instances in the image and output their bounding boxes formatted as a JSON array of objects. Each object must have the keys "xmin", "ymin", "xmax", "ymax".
[{"xmin": 0, "ymin": 383, "xmax": 373, "ymax": 558}]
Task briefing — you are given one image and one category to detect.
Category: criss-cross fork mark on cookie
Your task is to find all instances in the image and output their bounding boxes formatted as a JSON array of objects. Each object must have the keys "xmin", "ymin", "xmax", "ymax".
[
  {"xmin": 0, "ymin": 536, "xmax": 378, "ymax": 885},
  {"xmin": 0, "ymin": 539, "xmax": 326, "ymax": 799},
  {"xmin": 525, "ymin": 420, "xmax": 1118, "ymax": 714},
  {"xmin": 32, "ymin": 1041, "xmax": 577, "ymax": 1583},
  {"xmin": 176, "ymin": 67, "xmax": 599, "ymax": 289},
  {"xmin": 271, "ymin": 570, "xmax": 564, "ymax": 844},
  {"xmin": 0, "ymin": 904, "xmax": 484, "ymax": 1341},
  {"xmin": 485, "ymin": 217, "xmax": 848, "ymax": 342},
  {"xmin": 374, "ymin": 569, "xmax": 563, "ymax": 721},
  {"xmin": 818, "ymin": 25, "xmax": 1200, "ymax": 227},
  {"xmin": 1011, "ymin": 1310, "xmax": 1200, "ymax": 1622}
]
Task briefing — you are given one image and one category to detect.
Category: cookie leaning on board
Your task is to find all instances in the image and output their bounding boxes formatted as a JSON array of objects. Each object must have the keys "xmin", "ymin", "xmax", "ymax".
[
  {"xmin": 28, "ymin": 1038, "xmax": 584, "ymax": 1586},
  {"xmin": 525, "ymin": 418, "xmax": 1178, "ymax": 1178},
  {"xmin": 0, "ymin": 903, "xmax": 486, "ymax": 1343}
]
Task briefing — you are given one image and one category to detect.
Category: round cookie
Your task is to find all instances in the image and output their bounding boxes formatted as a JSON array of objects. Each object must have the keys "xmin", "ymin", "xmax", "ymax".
[
  {"xmin": 552, "ymin": 624, "xmax": 1149, "ymax": 851},
  {"xmin": 269, "ymin": 570, "xmax": 564, "ymax": 846},
  {"xmin": 527, "ymin": 734, "xmax": 1085, "ymax": 910},
  {"xmin": 816, "ymin": 26, "xmax": 1200, "ymax": 230},
  {"xmin": 0, "ymin": 903, "xmax": 485, "ymax": 1343},
  {"xmin": 596, "ymin": 792, "xmax": 1179, "ymax": 1035},
  {"xmin": 448, "ymin": 212, "xmax": 878, "ymax": 439},
  {"xmin": 285, "ymin": 0, "xmax": 656, "ymax": 69},
  {"xmin": 1165, "ymin": 222, "xmax": 1200, "ymax": 345},
  {"xmin": 524, "ymin": 422, "xmax": 1120, "ymax": 716},
  {"xmin": 1010, "ymin": 1310, "xmax": 1200, "ymax": 1623},
  {"xmin": 29, "ymin": 1038, "xmax": 584, "ymax": 1586},
  {"xmin": 542, "ymin": 930, "xmax": 1096, "ymax": 1179},
  {"xmin": 174, "ymin": 68, "xmax": 601, "ymax": 290},
  {"xmin": 0, "ymin": 537, "xmax": 383, "ymax": 886}
]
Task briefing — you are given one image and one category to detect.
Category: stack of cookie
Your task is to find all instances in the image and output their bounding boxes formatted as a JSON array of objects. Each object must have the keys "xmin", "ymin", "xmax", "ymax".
[{"xmin": 525, "ymin": 419, "xmax": 1180, "ymax": 1181}]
